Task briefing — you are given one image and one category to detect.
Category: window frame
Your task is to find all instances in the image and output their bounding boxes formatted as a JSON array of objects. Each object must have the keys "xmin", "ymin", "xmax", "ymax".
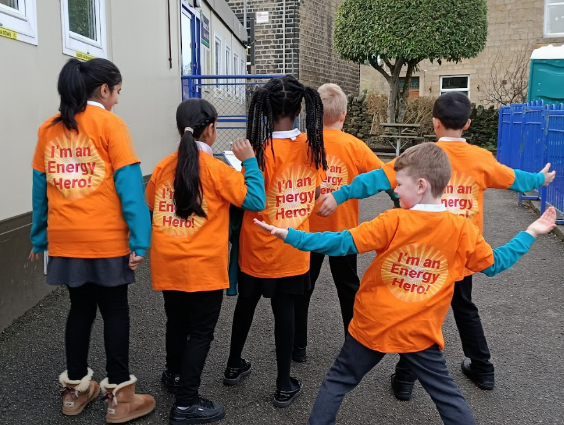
[
  {"xmin": 60, "ymin": 0, "xmax": 107, "ymax": 59},
  {"xmin": 233, "ymin": 52, "xmax": 239, "ymax": 100},
  {"xmin": 0, "ymin": 0, "xmax": 38, "ymax": 45},
  {"xmin": 439, "ymin": 75, "xmax": 470, "ymax": 97},
  {"xmin": 544, "ymin": 0, "xmax": 564, "ymax": 37}
]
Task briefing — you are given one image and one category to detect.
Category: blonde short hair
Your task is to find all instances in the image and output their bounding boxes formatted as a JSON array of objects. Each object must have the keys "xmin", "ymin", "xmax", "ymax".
[
  {"xmin": 394, "ymin": 142, "xmax": 452, "ymax": 198},
  {"xmin": 318, "ymin": 83, "xmax": 348, "ymax": 125}
]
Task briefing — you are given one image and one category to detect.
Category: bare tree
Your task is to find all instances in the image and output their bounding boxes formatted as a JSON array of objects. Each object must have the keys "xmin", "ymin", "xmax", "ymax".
[{"xmin": 481, "ymin": 45, "xmax": 531, "ymax": 107}]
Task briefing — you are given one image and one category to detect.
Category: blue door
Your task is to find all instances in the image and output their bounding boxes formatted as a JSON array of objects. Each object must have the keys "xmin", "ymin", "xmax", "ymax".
[{"xmin": 181, "ymin": 5, "xmax": 201, "ymax": 99}]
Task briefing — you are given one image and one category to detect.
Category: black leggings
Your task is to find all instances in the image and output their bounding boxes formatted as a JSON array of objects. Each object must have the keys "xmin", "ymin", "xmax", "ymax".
[
  {"xmin": 228, "ymin": 292, "xmax": 296, "ymax": 391},
  {"xmin": 66, "ymin": 283, "xmax": 130, "ymax": 384}
]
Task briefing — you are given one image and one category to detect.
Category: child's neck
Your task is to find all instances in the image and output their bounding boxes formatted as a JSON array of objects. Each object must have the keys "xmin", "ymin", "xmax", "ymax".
[
  {"xmin": 324, "ymin": 121, "xmax": 344, "ymax": 131},
  {"xmin": 435, "ymin": 129, "xmax": 465, "ymax": 139},
  {"xmin": 273, "ymin": 116, "xmax": 297, "ymax": 132},
  {"xmin": 419, "ymin": 193, "xmax": 443, "ymax": 205}
]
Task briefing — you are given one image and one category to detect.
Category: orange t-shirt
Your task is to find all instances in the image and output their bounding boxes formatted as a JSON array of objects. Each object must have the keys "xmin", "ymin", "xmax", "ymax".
[
  {"xmin": 382, "ymin": 140, "xmax": 515, "ymax": 276},
  {"xmin": 239, "ymin": 133, "xmax": 325, "ymax": 278},
  {"xmin": 32, "ymin": 105, "xmax": 140, "ymax": 258},
  {"xmin": 147, "ymin": 151, "xmax": 249, "ymax": 292},
  {"xmin": 309, "ymin": 129, "xmax": 384, "ymax": 233},
  {"xmin": 348, "ymin": 208, "xmax": 494, "ymax": 353}
]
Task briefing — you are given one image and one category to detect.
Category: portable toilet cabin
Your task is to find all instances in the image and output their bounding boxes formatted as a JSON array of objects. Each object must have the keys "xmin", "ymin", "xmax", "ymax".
[{"xmin": 528, "ymin": 44, "xmax": 564, "ymax": 104}]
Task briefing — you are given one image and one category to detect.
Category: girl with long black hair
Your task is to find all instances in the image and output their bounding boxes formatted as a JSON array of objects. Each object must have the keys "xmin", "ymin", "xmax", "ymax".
[
  {"xmin": 223, "ymin": 75, "xmax": 326, "ymax": 408},
  {"xmin": 30, "ymin": 58, "xmax": 154, "ymax": 422},
  {"xmin": 146, "ymin": 98, "xmax": 265, "ymax": 425}
]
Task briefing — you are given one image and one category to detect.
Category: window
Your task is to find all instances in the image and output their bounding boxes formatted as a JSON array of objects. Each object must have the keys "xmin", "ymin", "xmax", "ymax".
[
  {"xmin": 545, "ymin": 0, "xmax": 564, "ymax": 37},
  {"xmin": 61, "ymin": 0, "xmax": 107, "ymax": 59},
  {"xmin": 233, "ymin": 53, "xmax": 239, "ymax": 99},
  {"xmin": 440, "ymin": 75, "xmax": 469, "ymax": 97},
  {"xmin": 0, "ymin": 0, "xmax": 38, "ymax": 45},
  {"xmin": 399, "ymin": 77, "xmax": 420, "ymax": 90},
  {"xmin": 225, "ymin": 45, "xmax": 232, "ymax": 97},
  {"xmin": 240, "ymin": 58, "xmax": 246, "ymax": 104},
  {"xmin": 180, "ymin": 12, "xmax": 193, "ymax": 76},
  {"xmin": 214, "ymin": 35, "xmax": 222, "ymax": 95}
]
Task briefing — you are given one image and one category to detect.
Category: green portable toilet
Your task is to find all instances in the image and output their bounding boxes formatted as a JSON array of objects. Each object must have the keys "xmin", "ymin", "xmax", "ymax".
[{"xmin": 528, "ymin": 44, "xmax": 564, "ymax": 104}]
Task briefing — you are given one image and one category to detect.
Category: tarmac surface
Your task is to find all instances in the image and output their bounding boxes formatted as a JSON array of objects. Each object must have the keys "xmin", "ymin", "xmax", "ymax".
[{"xmin": 0, "ymin": 188, "xmax": 563, "ymax": 425}]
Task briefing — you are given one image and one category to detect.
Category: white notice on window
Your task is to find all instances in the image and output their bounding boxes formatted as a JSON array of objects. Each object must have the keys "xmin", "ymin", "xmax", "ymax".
[{"xmin": 256, "ymin": 11, "xmax": 269, "ymax": 24}]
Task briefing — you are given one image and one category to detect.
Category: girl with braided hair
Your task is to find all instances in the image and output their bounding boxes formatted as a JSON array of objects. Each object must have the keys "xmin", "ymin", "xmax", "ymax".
[
  {"xmin": 223, "ymin": 75, "xmax": 326, "ymax": 408},
  {"xmin": 146, "ymin": 98, "xmax": 265, "ymax": 424}
]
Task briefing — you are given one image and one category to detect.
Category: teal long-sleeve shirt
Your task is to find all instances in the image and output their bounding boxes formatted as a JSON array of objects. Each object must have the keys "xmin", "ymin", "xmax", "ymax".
[
  {"xmin": 285, "ymin": 228, "xmax": 535, "ymax": 277},
  {"xmin": 31, "ymin": 163, "xmax": 151, "ymax": 257},
  {"xmin": 240, "ymin": 157, "xmax": 266, "ymax": 211},
  {"xmin": 332, "ymin": 168, "xmax": 545, "ymax": 206}
]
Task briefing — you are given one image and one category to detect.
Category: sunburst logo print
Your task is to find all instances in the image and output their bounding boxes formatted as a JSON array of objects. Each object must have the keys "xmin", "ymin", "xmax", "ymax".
[
  {"xmin": 441, "ymin": 171, "xmax": 479, "ymax": 219},
  {"xmin": 320, "ymin": 155, "xmax": 348, "ymax": 195},
  {"xmin": 266, "ymin": 165, "xmax": 317, "ymax": 228},
  {"xmin": 153, "ymin": 181, "xmax": 208, "ymax": 238},
  {"xmin": 381, "ymin": 243, "xmax": 448, "ymax": 302},
  {"xmin": 44, "ymin": 133, "xmax": 105, "ymax": 201}
]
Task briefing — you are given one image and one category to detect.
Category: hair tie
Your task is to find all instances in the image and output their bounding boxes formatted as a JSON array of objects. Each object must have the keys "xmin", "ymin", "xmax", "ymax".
[{"xmin": 184, "ymin": 127, "xmax": 194, "ymax": 134}]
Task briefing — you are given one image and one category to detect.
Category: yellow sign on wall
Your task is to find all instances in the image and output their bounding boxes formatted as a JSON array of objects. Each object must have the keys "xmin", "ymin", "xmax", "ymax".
[
  {"xmin": 76, "ymin": 52, "xmax": 95, "ymax": 61},
  {"xmin": 0, "ymin": 28, "xmax": 17, "ymax": 41}
]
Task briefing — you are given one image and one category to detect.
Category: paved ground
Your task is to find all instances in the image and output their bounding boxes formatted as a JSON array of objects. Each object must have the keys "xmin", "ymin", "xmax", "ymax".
[{"xmin": 0, "ymin": 189, "xmax": 563, "ymax": 425}]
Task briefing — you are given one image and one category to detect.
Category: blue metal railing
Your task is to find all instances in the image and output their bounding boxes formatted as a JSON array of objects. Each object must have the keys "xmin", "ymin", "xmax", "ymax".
[{"xmin": 497, "ymin": 100, "xmax": 564, "ymax": 224}]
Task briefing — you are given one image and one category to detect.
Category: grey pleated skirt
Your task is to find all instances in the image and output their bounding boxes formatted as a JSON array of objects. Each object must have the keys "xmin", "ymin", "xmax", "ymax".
[{"xmin": 46, "ymin": 255, "xmax": 135, "ymax": 288}]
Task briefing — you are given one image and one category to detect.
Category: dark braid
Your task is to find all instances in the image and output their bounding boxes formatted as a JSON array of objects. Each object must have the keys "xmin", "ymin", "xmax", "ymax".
[{"xmin": 247, "ymin": 75, "xmax": 326, "ymax": 170}]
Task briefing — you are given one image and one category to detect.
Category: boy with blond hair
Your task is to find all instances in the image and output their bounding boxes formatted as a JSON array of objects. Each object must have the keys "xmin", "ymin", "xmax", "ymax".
[
  {"xmin": 316, "ymin": 92, "xmax": 555, "ymax": 394},
  {"xmin": 255, "ymin": 142, "xmax": 556, "ymax": 425},
  {"xmin": 292, "ymin": 83, "xmax": 392, "ymax": 363}
]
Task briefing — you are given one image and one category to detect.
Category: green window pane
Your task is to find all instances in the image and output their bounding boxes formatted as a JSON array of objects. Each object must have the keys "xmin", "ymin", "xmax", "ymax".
[
  {"xmin": 69, "ymin": 0, "xmax": 97, "ymax": 41},
  {"xmin": 0, "ymin": 1, "xmax": 19, "ymax": 9}
]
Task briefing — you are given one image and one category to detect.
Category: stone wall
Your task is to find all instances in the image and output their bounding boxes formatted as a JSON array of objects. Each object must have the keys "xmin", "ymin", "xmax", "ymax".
[{"xmin": 226, "ymin": 0, "xmax": 359, "ymax": 93}]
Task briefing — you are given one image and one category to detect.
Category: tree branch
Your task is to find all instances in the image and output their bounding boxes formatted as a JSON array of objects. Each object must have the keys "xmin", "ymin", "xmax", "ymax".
[{"xmin": 368, "ymin": 56, "xmax": 392, "ymax": 83}]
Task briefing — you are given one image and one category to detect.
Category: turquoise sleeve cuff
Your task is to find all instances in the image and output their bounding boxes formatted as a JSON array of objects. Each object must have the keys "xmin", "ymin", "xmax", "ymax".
[
  {"xmin": 114, "ymin": 163, "xmax": 152, "ymax": 256},
  {"xmin": 31, "ymin": 170, "xmax": 48, "ymax": 253},
  {"xmin": 241, "ymin": 157, "xmax": 266, "ymax": 211},
  {"xmin": 481, "ymin": 231, "xmax": 535, "ymax": 277},
  {"xmin": 285, "ymin": 228, "xmax": 359, "ymax": 256},
  {"xmin": 509, "ymin": 170, "xmax": 545, "ymax": 192},
  {"xmin": 333, "ymin": 168, "xmax": 392, "ymax": 205}
]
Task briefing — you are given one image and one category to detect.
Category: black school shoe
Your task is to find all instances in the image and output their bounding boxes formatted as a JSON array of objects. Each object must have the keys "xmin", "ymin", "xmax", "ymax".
[
  {"xmin": 391, "ymin": 373, "xmax": 414, "ymax": 401},
  {"xmin": 223, "ymin": 358, "xmax": 252, "ymax": 386},
  {"xmin": 273, "ymin": 377, "xmax": 303, "ymax": 408},
  {"xmin": 169, "ymin": 398, "xmax": 226, "ymax": 425},
  {"xmin": 292, "ymin": 347, "xmax": 307, "ymax": 363},
  {"xmin": 162, "ymin": 369, "xmax": 181, "ymax": 393},
  {"xmin": 461, "ymin": 358, "xmax": 495, "ymax": 390}
]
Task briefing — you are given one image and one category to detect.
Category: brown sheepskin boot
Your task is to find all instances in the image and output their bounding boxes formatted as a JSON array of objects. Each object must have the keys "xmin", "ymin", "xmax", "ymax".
[
  {"xmin": 100, "ymin": 375, "xmax": 155, "ymax": 423},
  {"xmin": 59, "ymin": 368, "xmax": 100, "ymax": 415}
]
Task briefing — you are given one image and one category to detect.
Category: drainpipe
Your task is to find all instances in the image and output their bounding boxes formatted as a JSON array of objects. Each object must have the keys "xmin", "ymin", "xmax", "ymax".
[{"xmin": 282, "ymin": 0, "xmax": 286, "ymax": 74}]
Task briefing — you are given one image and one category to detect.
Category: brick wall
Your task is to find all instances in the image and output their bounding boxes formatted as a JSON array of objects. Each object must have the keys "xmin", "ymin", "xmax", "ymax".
[
  {"xmin": 226, "ymin": 0, "xmax": 359, "ymax": 94},
  {"xmin": 360, "ymin": 0, "xmax": 564, "ymax": 105}
]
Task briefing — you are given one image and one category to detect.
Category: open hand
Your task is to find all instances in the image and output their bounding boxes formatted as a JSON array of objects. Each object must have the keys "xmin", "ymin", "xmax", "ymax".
[
  {"xmin": 316, "ymin": 193, "xmax": 338, "ymax": 217},
  {"xmin": 526, "ymin": 207, "xmax": 557, "ymax": 238},
  {"xmin": 253, "ymin": 219, "xmax": 288, "ymax": 241},
  {"xmin": 232, "ymin": 138, "xmax": 255, "ymax": 162},
  {"xmin": 540, "ymin": 163, "xmax": 556, "ymax": 186},
  {"xmin": 129, "ymin": 252, "xmax": 144, "ymax": 271},
  {"xmin": 28, "ymin": 249, "xmax": 40, "ymax": 261}
]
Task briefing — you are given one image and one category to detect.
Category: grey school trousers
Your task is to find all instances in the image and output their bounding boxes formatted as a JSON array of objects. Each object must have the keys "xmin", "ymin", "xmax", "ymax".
[{"xmin": 307, "ymin": 335, "xmax": 476, "ymax": 425}]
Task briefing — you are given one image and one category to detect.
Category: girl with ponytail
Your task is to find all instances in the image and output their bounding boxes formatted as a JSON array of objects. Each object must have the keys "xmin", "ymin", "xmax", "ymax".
[
  {"xmin": 30, "ymin": 58, "xmax": 154, "ymax": 422},
  {"xmin": 146, "ymin": 98, "xmax": 265, "ymax": 424},
  {"xmin": 223, "ymin": 75, "xmax": 327, "ymax": 408}
]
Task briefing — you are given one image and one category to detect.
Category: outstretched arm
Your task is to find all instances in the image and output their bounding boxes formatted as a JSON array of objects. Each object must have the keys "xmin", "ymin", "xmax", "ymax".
[
  {"xmin": 253, "ymin": 219, "xmax": 359, "ymax": 256},
  {"xmin": 316, "ymin": 168, "xmax": 393, "ymax": 217},
  {"xmin": 481, "ymin": 207, "xmax": 556, "ymax": 277}
]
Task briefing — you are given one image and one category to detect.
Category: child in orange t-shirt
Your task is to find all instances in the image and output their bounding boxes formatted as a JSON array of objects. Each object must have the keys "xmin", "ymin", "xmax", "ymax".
[
  {"xmin": 293, "ymin": 83, "xmax": 392, "ymax": 363},
  {"xmin": 224, "ymin": 75, "xmax": 326, "ymax": 408},
  {"xmin": 30, "ymin": 58, "xmax": 154, "ymax": 422},
  {"xmin": 146, "ymin": 99, "xmax": 265, "ymax": 424},
  {"xmin": 255, "ymin": 143, "xmax": 556, "ymax": 425},
  {"xmin": 317, "ymin": 92, "xmax": 556, "ymax": 394}
]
